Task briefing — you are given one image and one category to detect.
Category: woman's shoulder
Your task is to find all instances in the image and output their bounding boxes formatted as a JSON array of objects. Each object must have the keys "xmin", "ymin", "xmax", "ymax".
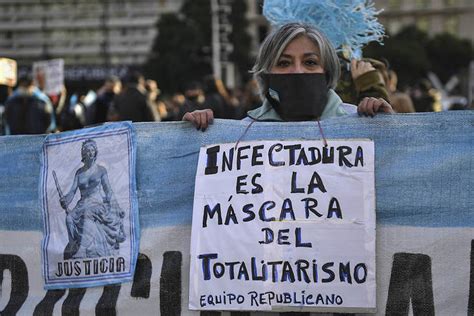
[{"xmin": 340, "ymin": 102, "xmax": 358, "ymax": 114}]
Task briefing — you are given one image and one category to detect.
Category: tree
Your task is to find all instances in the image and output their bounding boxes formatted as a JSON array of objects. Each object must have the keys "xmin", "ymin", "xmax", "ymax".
[
  {"xmin": 229, "ymin": 0, "xmax": 253, "ymax": 83},
  {"xmin": 426, "ymin": 33, "xmax": 473, "ymax": 83},
  {"xmin": 144, "ymin": 0, "xmax": 252, "ymax": 94},
  {"xmin": 144, "ymin": 13, "xmax": 212, "ymax": 94},
  {"xmin": 364, "ymin": 26, "xmax": 431, "ymax": 89},
  {"xmin": 364, "ymin": 25, "xmax": 473, "ymax": 90}
]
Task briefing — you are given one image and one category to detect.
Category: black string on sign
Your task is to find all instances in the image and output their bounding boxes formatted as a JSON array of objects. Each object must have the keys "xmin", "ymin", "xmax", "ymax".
[{"xmin": 317, "ymin": 120, "xmax": 328, "ymax": 147}]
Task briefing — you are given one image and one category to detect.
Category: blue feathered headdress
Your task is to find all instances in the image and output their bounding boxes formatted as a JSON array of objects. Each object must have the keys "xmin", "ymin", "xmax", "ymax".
[{"xmin": 263, "ymin": 0, "xmax": 385, "ymax": 59}]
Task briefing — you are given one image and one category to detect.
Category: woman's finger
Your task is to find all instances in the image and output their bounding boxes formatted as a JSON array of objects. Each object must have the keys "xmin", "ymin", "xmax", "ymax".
[
  {"xmin": 373, "ymin": 99, "xmax": 382, "ymax": 113},
  {"xmin": 366, "ymin": 97, "xmax": 376, "ymax": 117},
  {"xmin": 377, "ymin": 99, "xmax": 395, "ymax": 113},
  {"xmin": 357, "ymin": 97, "xmax": 369, "ymax": 116},
  {"xmin": 199, "ymin": 111, "xmax": 208, "ymax": 131},
  {"xmin": 182, "ymin": 112, "xmax": 193, "ymax": 122},
  {"xmin": 182, "ymin": 110, "xmax": 215, "ymax": 131},
  {"xmin": 182, "ymin": 111, "xmax": 200, "ymax": 129},
  {"xmin": 194, "ymin": 112, "xmax": 203, "ymax": 130},
  {"xmin": 205, "ymin": 109, "xmax": 214, "ymax": 125}
]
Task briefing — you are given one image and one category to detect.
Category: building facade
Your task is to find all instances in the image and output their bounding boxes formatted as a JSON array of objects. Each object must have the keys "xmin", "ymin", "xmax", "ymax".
[
  {"xmin": 0, "ymin": 0, "xmax": 269, "ymax": 82},
  {"xmin": 375, "ymin": 0, "xmax": 474, "ymax": 42},
  {"xmin": 0, "ymin": 0, "xmax": 184, "ymax": 79},
  {"xmin": 2, "ymin": 0, "xmax": 470, "ymax": 83}
]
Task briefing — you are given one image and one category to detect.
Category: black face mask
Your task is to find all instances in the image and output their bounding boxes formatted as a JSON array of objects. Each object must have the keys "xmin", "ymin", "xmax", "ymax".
[{"xmin": 262, "ymin": 73, "xmax": 329, "ymax": 121}]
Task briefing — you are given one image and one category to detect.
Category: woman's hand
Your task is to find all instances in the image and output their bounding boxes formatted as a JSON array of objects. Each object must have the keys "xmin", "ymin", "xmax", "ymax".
[
  {"xmin": 358, "ymin": 97, "xmax": 395, "ymax": 117},
  {"xmin": 182, "ymin": 109, "xmax": 214, "ymax": 131}
]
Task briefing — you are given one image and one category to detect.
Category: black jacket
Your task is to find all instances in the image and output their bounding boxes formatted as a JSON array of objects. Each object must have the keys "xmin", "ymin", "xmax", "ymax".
[{"xmin": 113, "ymin": 86, "xmax": 154, "ymax": 122}]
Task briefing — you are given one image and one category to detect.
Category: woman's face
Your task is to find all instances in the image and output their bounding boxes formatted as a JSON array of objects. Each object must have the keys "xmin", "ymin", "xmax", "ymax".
[{"xmin": 271, "ymin": 35, "xmax": 325, "ymax": 74}]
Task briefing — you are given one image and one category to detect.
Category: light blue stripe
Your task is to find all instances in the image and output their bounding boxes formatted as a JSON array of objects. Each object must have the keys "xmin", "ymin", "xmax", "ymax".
[{"xmin": 0, "ymin": 112, "xmax": 472, "ymax": 230}]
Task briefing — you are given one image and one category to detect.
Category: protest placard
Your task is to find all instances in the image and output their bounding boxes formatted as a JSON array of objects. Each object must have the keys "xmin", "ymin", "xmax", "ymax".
[
  {"xmin": 0, "ymin": 57, "xmax": 17, "ymax": 87},
  {"xmin": 33, "ymin": 59, "xmax": 64, "ymax": 95},
  {"xmin": 190, "ymin": 139, "xmax": 376, "ymax": 312}
]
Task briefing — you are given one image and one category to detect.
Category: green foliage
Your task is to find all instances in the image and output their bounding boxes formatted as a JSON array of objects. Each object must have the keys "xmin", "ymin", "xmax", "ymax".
[
  {"xmin": 144, "ymin": 0, "xmax": 252, "ymax": 94},
  {"xmin": 364, "ymin": 32, "xmax": 431, "ymax": 89},
  {"xmin": 395, "ymin": 25, "xmax": 429, "ymax": 45},
  {"xmin": 426, "ymin": 33, "xmax": 473, "ymax": 83},
  {"xmin": 364, "ymin": 25, "xmax": 473, "ymax": 89},
  {"xmin": 229, "ymin": 0, "xmax": 253, "ymax": 82},
  {"xmin": 144, "ymin": 13, "xmax": 212, "ymax": 93}
]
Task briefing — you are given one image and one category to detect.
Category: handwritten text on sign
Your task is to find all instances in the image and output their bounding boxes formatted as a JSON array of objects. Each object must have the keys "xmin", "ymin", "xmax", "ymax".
[{"xmin": 189, "ymin": 140, "xmax": 376, "ymax": 312}]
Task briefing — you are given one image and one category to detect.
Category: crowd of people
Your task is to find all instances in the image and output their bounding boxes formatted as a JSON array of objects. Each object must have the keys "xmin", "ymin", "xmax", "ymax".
[{"xmin": 0, "ymin": 25, "xmax": 470, "ymax": 136}]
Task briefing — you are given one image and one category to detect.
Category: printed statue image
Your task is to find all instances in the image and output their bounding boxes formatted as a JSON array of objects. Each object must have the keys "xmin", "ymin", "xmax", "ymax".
[{"xmin": 53, "ymin": 139, "xmax": 126, "ymax": 260}]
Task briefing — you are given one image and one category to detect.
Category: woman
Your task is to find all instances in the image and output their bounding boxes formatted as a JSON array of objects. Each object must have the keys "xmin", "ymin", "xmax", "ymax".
[
  {"xmin": 59, "ymin": 139, "xmax": 125, "ymax": 259},
  {"xmin": 183, "ymin": 22, "xmax": 393, "ymax": 130}
]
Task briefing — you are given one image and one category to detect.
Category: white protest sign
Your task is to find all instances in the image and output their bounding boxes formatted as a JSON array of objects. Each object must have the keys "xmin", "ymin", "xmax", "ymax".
[
  {"xmin": 0, "ymin": 58, "xmax": 17, "ymax": 87},
  {"xmin": 33, "ymin": 58, "xmax": 64, "ymax": 95},
  {"xmin": 190, "ymin": 140, "xmax": 376, "ymax": 313}
]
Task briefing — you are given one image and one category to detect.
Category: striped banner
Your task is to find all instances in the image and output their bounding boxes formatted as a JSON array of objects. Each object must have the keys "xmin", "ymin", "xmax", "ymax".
[{"xmin": 0, "ymin": 112, "xmax": 472, "ymax": 315}]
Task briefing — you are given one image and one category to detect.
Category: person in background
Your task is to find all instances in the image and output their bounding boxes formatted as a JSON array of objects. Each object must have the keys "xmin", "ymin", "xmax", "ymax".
[
  {"xmin": 386, "ymin": 70, "xmax": 415, "ymax": 113},
  {"xmin": 336, "ymin": 56, "xmax": 391, "ymax": 105},
  {"xmin": 161, "ymin": 92, "xmax": 185, "ymax": 121},
  {"xmin": 183, "ymin": 22, "xmax": 393, "ymax": 131},
  {"xmin": 411, "ymin": 79, "xmax": 442, "ymax": 113},
  {"xmin": 4, "ymin": 75, "xmax": 56, "ymax": 134},
  {"xmin": 202, "ymin": 75, "xmax": 242, "ymax": 119},
  {"xmin": 240, "ymin": 79, "xmax": 263, "ymax": 115},
  {"xmin": 53, "ymin": 85, "xmax": 68, "ymax": 129},
  {"xmin": 59, "ymin": 89, "xmax": 97, "ymax": 131},
  {"xmin": 94, "ymin": 76, "xmax": 121, "ymax": 124},
  {"xmin": 108, "ymin": 71, "xmax": 154, "ymax": 122},
  {"xmin": 215, "ymin": 79, "xmax": 242, "ymax": 119},
  {"xmin": 0, "ymin": 84, "xmax": 12, "ymax": 105},
  {"xmin": 0, "ymin": 84, "xmax": 12, "ymax": 135},
  {"xmin": 144, "ymin": 79, "xmax": 167, "ymax": 121},
  {"xmin": 202, "ymin": 75, "xmax": 231, "ymax": 119},
  {"xmin": 34, "ymin": 69, "xmax": 64, "ymax": 129},
  {"xmin": 178, "ymin": 81, "xmax": 205, "ymax": 120}
]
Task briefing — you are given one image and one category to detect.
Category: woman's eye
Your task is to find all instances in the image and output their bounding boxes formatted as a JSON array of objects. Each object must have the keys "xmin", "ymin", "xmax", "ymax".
[
  {"xmin": 276, "ymin": 60, "xmax": 290, "ymax": 67},
  {"xmin": 305, "ymin": 59, "xmax": 319, "ymax": 66}
]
